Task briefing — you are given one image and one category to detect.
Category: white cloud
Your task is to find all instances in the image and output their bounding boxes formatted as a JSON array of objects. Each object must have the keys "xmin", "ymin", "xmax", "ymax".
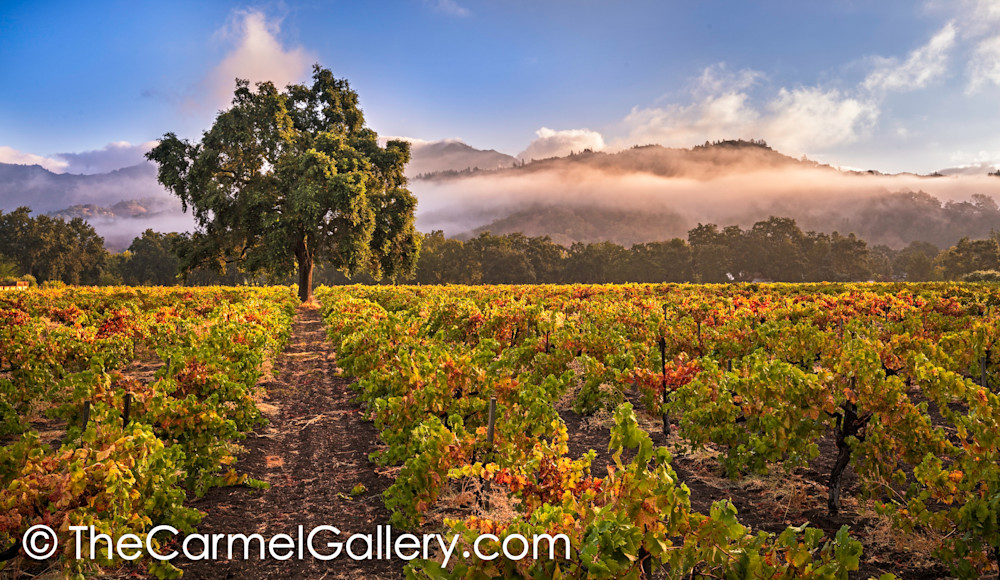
[
  {"xmin": 430, "ymin": 0, "xmax": 470, "ymax": 17},
  {"xmin": 967, "ymin": 34, "xmax": 1000, "ymax": 91},
  {"xmin": 379, "ymin": 136, "xmax": 466, "ymax": 148},
  {"xmin": 54, "ymin": 141, "xmax": 159, "ymax": 174},
  {"xmin": 863, "ymin": 22, "xmax": 956, "ymax": 93},
  {"xmin": 924, "ymin": 0, "xmax": 1000, "ymax": 91},
  {"xmin": 518, "ymin": 128, "xmax": 606, "ymax": 160},
  {"xmin": 762, "ymin": 88, "xmax": 878, "ymax": 151},
  {"xmin": 691, "ymin": 63, "xmax": 763, "ymax": 97},
  {"xmin": 0, "ymin": 146, "xmax": 69, "ymax": 173},
  {"xmin": 615, "ymin": 66, "xmax": 876, "ymax": 155},
  {"xmin": 620, "ymin": 92, "xmax": 760, "ymax": 148},
  {"xmin": 206, "ymin": 10, "xmax": 313, "ymax": 109}
]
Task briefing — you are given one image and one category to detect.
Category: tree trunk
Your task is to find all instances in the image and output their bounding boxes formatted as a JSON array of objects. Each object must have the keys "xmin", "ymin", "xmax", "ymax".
[{"xmin": 294, "ymin": 238, "xmax": 313, "ymax": 302}]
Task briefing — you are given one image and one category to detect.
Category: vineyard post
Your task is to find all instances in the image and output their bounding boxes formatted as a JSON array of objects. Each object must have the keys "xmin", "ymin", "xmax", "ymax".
[
  {"xmin": 982, "ymin": 352, "xmax": 990, "ymax": 390},
  {"xmin": 828, "ymin": 378, "xmax": 869, "ymax": 516},
  {"xmin": 80, "ymin": 400, "xmax": 91, "ymax": 446},
  {"xmin": 487, "ymin": 397, "xmax": 496, "ymax": 449},
  {"xmin": 481, "ymin": 397, "xmax": 497, "ymax": 509},
  {"xmin": 696, "ymin": 320, "xmax": 702, "ymax": 346},
  {"xmin": 122, "ymin": 393, "xmax": 132, "ymax": 427},
  {"xmin": 659, "ymin": 337, "xmax": 669, "ymax": 436}
]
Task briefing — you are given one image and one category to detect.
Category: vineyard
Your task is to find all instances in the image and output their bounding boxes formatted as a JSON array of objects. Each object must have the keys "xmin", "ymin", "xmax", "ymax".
[
  {"xmin": 315, "ymin": 282, "xmax": 1000, "ymax": 579},
  {"xmin": 4, "ymin": 282, "xmax": 1000, "ymax": 578},
  {"xmin": 0, "ymin": 287, "xmax": 297, "ymax": 578}
]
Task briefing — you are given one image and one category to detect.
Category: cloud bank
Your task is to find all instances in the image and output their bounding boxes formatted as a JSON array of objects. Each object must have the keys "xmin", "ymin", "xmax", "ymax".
[
  {"xmin": 518, "ymin": 128, "xmax": 606, "ymax": 160},
  {"xmin": 206, "ymin": 10, "xmax": 314, "ymax": 109},
  {"xmin": 0, "ymin": 146, "xmax": 68, "ymax": 173},
  {"xmin": 54, "ymin": 141, "xmax": 159, "ymax": 174}
]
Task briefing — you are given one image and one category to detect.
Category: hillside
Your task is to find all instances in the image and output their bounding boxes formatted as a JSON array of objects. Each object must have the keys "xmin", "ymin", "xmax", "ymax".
[
  {"xmin": 415, "ymin": 140, "xmax": 831, "ymax": 182},
  {"xmin": 3, "ymin": 140, "xmax": 1000, "ymax": 251},
  {"xmin": 0, "ymin": 161, "xmax": 170, "ymax": 213},
  {"xmin": 408, "ymin": 140, "xmax": 516, "ymax": 177},
  {"xmin": 459, "ymin": 206, "xmax": 688, "ymax": 247}
]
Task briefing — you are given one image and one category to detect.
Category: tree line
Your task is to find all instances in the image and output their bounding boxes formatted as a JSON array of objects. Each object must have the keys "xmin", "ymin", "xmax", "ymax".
[{"xmin": 5, "ymin": 207, "xmax": 1000, "ymax": 287}]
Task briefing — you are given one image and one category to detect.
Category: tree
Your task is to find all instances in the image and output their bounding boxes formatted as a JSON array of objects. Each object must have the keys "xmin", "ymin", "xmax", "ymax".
[
  {"xmin": 747, "ymin": 217, "xmax": 808, "ymax": 282},
  {"xmin": 893, "ymin": 241, "xmax": 939, "ymax": 281},
  {"xmin": 562, "ymin": 241, "xmax": 629, "ymax": 283},
  {"xmin": 687, "ymin": 223, "xmax": 733, "ymax": 283},
  {"xmin": 627, "ymin": 239, "xmax": 692, "ymax": 282},
  {"xmin": 0, "ymin": 207, "xmax": 107, "ymax": 284},
  {"xmin": 465, "ymin": 232, "xmax": 536, "ymax": 284},
  {"xmin": 937, "ymin": 237, "xmax": 1000, "ymax": 279},
  {"xmin": 412, "ymin": 231, "xmax": 480, "ymax": 284},
  {"xmin": 119, "ymin": 229, "xmax": 182, "ymax": 285},
  {"xmin": 146, "ymin": 65, "xmax": 419, "ymax": 301}
]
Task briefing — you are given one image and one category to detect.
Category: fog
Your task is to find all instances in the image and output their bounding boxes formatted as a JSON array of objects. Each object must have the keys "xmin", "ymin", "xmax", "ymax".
[
  {"xmin": 84, "ymin": 213, "xmax": 196, "ymax": 252},
  {"xmin": 412, "ymin": 163, "xmax": 1000, "ymax": 248}
]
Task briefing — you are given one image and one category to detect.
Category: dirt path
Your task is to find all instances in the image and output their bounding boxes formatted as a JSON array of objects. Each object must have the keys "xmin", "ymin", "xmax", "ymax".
[{"xmin": 174, "ymin": 304, "xmax": 403, "ymax": 579}]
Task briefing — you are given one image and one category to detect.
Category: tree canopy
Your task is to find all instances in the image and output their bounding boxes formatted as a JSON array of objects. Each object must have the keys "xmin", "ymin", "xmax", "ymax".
[
  {"xmin": 0, "ymin": 207, "xmax": 106, "ymax": 285},
  {"xmin": 146, "ymin": 65, "xmax": 419, "ymax": 300}
]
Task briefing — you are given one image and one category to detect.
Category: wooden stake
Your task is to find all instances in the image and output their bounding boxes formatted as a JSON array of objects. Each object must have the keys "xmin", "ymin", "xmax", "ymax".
[
  {"xmin": 486, "ymin": 397, "xmax": 497, "ymax": 449},
  {"xmin": 122, "ymin": 393, "xmax": 132, "ymax": 428},
  {"xmin": 481, "ymin": 397, "xmax": 498, "ymax": 510},
  {"xmin": 659, "ymin": 337, "xmax": 669, "ymax": 436},
  {"xmin": 80, "ymin": 400, "xmax": 91, "ymax": 446}
]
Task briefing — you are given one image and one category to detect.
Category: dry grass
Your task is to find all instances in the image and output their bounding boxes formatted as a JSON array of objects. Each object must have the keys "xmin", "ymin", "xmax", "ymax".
[
  {"xmin": 581, "ymin": 406, "xmax": 614, "ymax": 431},
  {"xmin": 854, "ymin": 503, "xmax": 951, "ymax": 572},
  {"xmin": 554, "ymin": 358, "xmax": 586, "ymax": 411}
]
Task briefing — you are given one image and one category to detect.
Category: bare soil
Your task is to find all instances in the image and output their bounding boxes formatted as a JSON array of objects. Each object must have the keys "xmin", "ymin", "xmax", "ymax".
[
  {"xmin": 159, "ymin": 310, "xmax": 975, "ymax": 579},
  {"xmin": 560, "ymin": 402, "xmax": 956, "ymax": 580},
  {"xmin": 170, "ymin": 304, "xmax": 403, "ymax": 580}
]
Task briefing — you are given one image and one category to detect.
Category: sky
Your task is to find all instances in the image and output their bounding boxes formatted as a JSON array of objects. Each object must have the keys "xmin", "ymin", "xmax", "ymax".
[{"xmin": 2, "ymin": 0, "xmax": 1000, "ymax": 175}]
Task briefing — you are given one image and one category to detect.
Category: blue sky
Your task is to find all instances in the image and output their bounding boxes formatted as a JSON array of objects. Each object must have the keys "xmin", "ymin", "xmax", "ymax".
[{"xmin": 2, "ymin": 0, "xmax": 999, "ymax": 174}]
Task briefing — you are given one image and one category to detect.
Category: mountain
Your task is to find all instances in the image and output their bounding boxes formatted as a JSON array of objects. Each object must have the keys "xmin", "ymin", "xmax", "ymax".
[
  {"xmin": 460, "ymin": 206, "xmax": 688, "ymax": 247},
  {"xmin": 407, "ymin": 140, "xmax": 517, "ymax": 177},
  {"xmin": 414, "ymin": 140, "xmax": 1000, "ymax": 249},
  {"xmin": 49, "ymin": 197, "xmax": 181, "ymax": 221},
  {"xmin": 0, "ymin": 161, "xmax": 171, "ymax": 213},
  {"xmin": 414, "ymin": 139, "xmax": 823, "ymax": 182},
  {"xmin": 5, "ymin": 139, "xmax": 1000, "ymax": 252},
  {"xmin": 934, "ymin": 162, "xmax": 1000, "ymax": 177}
]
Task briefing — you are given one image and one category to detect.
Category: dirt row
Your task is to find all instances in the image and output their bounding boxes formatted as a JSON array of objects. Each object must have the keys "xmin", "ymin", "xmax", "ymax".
[
  {"xmin": 171, "ymin": 304, "xmax": 403, "ymax": 579},
  {"xmin": 176, "ymin": 306, "xmax": 950, "ymax": 579}
]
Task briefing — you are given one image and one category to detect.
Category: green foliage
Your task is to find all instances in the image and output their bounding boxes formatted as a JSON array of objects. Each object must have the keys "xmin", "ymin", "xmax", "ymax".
[
  {"xmin": 146, "ymin": 65, "xmax": 420, "ymax": 300},
  {"xmin": 0, "ymin": 207, "xmax": 108, "ymax": 284},
  {"xmin": 962, "ymin": 269, "xmax": 1000, "ymax": 282},
  {"xmin": 118, "ymin": 229, "xmax": 182, "ymax": 285},
  {"xmin": 0, "ymin": 286, "xmax": 296, "ymax": 577},
  {"xmin": 316, "ymin": 285, "xmax": 876, "ymax": 578}
]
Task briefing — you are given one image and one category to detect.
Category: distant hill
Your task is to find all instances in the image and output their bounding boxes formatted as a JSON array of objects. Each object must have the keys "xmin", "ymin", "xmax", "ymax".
[
  {"xmin": 934, "ymin": 162, "xmax": 1000, "ymax": 177},
  {"xmin": 460, "ymin": 206, "xmax": 688, "ymax": 247},
  {"xmin": 4, "ymin": 139, "xmax": 1000, "ymax": 252},
  {"xmin": 48, "ymin": 197, "xmax": 181, "ymax": 220},
  {"xmin": 0, "ymin": 161, "xmax": 171, "ymax": 213},
  {"xmin": 408, "ymin": 140, "xmax": 516, "ymax": 177},
  {"xmin": 415, "ymin": 139, "xmax": 827, "ymax": 182},
  {"xmin": 414, "ymin": 140, "xmax": 1000, "ymax": 250}
]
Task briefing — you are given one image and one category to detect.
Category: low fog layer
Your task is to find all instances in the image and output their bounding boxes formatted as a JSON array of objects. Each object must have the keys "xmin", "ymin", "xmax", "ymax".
[
  {"xmin": 4, "ymin": 142, "xmax": 1000, "ymax": 251},
  {"xmin": 412, "ymin": 144, "xmax": 1000, "ymax": 249}
]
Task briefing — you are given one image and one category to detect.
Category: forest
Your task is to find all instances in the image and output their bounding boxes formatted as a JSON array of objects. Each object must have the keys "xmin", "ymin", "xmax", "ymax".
[{"xmin": 3, "ymin": 207, "xmax": 999, "ymax": 288}]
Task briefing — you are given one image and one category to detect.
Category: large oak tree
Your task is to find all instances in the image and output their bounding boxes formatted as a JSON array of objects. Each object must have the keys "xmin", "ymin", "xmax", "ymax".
[{"xmin": 147, "ymin": 65, "xmax": 419, "ymax": 300}]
